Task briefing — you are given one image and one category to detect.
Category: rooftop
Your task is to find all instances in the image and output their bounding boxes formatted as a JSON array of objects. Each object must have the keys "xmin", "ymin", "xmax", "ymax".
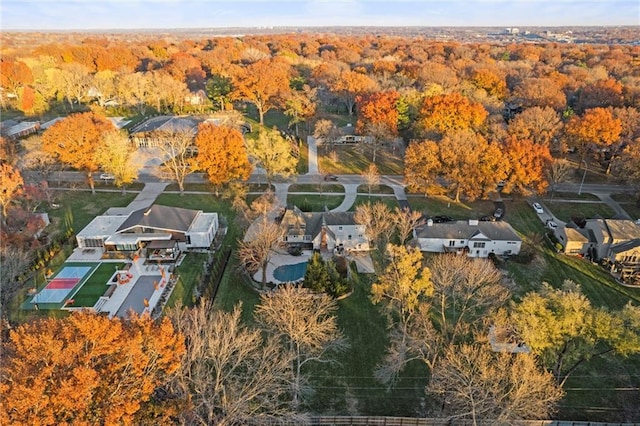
[{"xmin": 416, "ymin": 220, "xmax": 521, "ymax": 242}]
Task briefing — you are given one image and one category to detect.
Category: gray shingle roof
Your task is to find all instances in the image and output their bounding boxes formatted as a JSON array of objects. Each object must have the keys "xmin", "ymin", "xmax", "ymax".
[
  {"xmin": 609, "ymin": 239, "xmax": 640, "ymax": 254},
  {"xmin": 117, "ymin": 205, "xmax": 199, "ymax": 233},
  {"xmin": 416, "ymin": 220, "xmax": 521, "ymax": 242}
]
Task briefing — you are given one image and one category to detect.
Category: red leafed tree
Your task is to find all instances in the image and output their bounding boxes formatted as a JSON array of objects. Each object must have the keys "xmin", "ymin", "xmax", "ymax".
[
  {"xmin": 0, "ymin": 60, "xmax": 33, "ymax": 95},
  {"xmin": 42, "ymin": 112, "xmax": 116, "ymax": 194},
  {"xmin": 192, "ymin": 123, "xmax": 252, "ymax": 193},
  {"xmin": 576, "ymin": 78, "xmax": 624, "ymax": 112},
  {"xmin": 356, "ymin": 90, "xmax": 400, "ymax": 135},
  {"xmin": 0, "ymin": 313, "xmax": 185, "ymax": 425},
  {"xmin": 503, "ymin": 136, "xmax": 553, "ymax": 196},
  {"xmin": 420, "ymin": 92, "xmax": 488, "ymax": 136}
]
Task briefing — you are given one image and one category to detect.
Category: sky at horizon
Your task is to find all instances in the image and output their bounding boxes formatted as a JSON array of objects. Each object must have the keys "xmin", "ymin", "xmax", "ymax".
[{"xmin": 1, "ymin": 0, "xmax": 638, "ymax": 31}]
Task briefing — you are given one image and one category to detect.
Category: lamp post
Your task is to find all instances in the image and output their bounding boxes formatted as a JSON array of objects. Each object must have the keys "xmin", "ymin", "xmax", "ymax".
[{"xmin": 578, "ymin": 160, "xmax": 588, "ymax": 195}]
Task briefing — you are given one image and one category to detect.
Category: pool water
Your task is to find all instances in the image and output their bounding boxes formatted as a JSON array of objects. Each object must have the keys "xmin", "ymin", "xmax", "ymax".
[{"xmin": 273, "ymin": 262, "xmax": 308, "ymax": 282}]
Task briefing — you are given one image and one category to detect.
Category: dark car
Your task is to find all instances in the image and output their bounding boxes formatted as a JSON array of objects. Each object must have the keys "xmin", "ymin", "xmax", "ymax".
[
  {"xmin": 480, "ymin": 215, "xmax": 496, "ymax": 222},
  {"xmin": 433, "ymin": 215, "xmax": 454, "ymax": 223},
  {"xmin": 287, "ymin": 245, "xmax": 303, "ymax": 256},
  {"xmin": 324, "ymin": 174, "xmax": 338, "ymax": 181},
  {"xmin": 493, "ymin": 208, "xmax": 504, "ymax": 219}
]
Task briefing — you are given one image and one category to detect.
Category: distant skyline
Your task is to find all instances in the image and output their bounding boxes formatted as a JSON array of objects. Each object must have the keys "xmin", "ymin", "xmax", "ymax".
[{"xmin": 1, "ymin": 0, "xmax": 638, "ymax": 31}]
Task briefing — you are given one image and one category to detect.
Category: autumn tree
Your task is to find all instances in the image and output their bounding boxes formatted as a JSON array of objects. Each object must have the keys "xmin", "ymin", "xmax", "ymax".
[
  {"xmin": 361, "ymin": 163, "xmax": 380, "ymax": 196},
  {"xmin": 419, "ymin": 93, "xmax": 488, "ymax": 137},
  {"xmin": 0, "ymin": 163, "xmax": 23, "ymax": 222},
  {"xmin": 255, "ymin": 284, "xmax": 348, "ymax": 409},
  {"xmin": 238, "ymin": 217, "xmax": 284, "ymax": 289},
  {"xmin": 502, "ymin": 136, "xmax": 552, "ymax": 196},
  {"xmin": 284, "ymin": 84, "xmax": 317, "ymax": 136},
  {"xmin": 169, "ymin": 301, "xmax": 301, "ymax": 426},
  {"xmin": 0, "ymin": 60, "xmax": 33, "ymax": 97},
  {"xmin": 512, "ymin": 77, "xmax": 567, "ymax": 111},
  {"xmin": 428, "ymin": 344, "xmax": 563, "ymax": 423},
  {"xmin": 192, "ymin": 123, "xmax": 252, "ymax": 194},
  {"xmin": 354, "ymin": 201, "xmax": 395, "ymax": 256},
  {"xmin": 246, "ymin": 130, "xmax": 297, "ymax": 185},
  {"xmin": 393, "ymin": 207, "xmax": 424, "ymax": 246},
  {"xmin": 510, "ymin": 281, "xmax": 640, "ymax": 386},
  {"xmin": 403, "ymin": 139, "xmax": 442, "ymax": 196},
  {"xmin": 232, "ymin": 58, "xmax": 291, "ymax": 124},
  {"xmin": 42, "ymin": 112, "xmax": 116, "ymax": 194},
  {"xmin": 329, "ymin": 69, "xmax": 377, "ymax": 115},
  {"xmin": 155, "ymin": 129, "xmax": 195, "ymax": 195},
  {"xmin": 94, "ymin": 131, "xmax": 139, "ymax": 195},
  {"xmin": 0, "ymin": 312, "xmax": 185, "ymax": 425},
  {"xmin": 507, "ymin": 106, "xmax": 563, "ymax": 149},
  {"xmin": 564, "ymin": 107, "xmax": 622, "ymax": 167},
  {"xmin": 206, "ymin": 73, "xmax": 234, "ymax": 111},
  {"xmin": 355, "ymin": 90, "xmax": 399, "ymax": 136},
  {"xmin": 575, "ymin": 78, "xmax": 624, "ymax": 112},
  {"xmin": 0, "ymin": 245, "xmax": 30, "ymax": 320},
  {"xmin": 471, "ymin": 68, "xmax": 507, "ymax": 99}
]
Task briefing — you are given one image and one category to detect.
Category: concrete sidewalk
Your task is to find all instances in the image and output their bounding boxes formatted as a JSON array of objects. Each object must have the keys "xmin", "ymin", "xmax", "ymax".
[{"xmin": 105, "ymin": 182, "xmax": 169, "ymax": 215}]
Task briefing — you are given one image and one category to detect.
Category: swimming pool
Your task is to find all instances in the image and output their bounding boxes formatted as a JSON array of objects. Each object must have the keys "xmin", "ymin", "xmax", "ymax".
[{"xmin": 273, "ymin": 262, "xmax": 308, "ymax": 283}]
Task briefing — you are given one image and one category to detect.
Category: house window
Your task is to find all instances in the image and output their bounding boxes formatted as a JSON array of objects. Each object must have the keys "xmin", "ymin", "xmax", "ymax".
[
  {"xmin": 348, "ymin": 235, "xmax": 352, "ymax": 240},
  {"xmin": 304, "ymin": 235, "xmax": 311, "ymax": 241},
  {"xmin": 359, "ymin": 234, "xmax": 363, "ymax": 238},
  {"xmin": 284, "ymin": 236, "xmax": 288, "ymax": 241},
  {"xmin": 186, "ymin": 235, "xmax": 191, "ymax": 244},
  {"xmin": 448, "ymin": 240, "xmax": 455, "ymax": 247},
  {"xmin": 473, "ymin": 242, "xmax": 486, "ymax": 248},
  {"xmin": 339, "ymin": 226, "xmax": 343, "ymax": 231}
]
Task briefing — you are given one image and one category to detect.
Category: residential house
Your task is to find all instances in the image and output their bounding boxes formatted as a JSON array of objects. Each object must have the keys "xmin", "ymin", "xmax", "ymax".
[
  {"xmin": 414, "ymin": 219, "xmax": 522, "ymax": 258},
  {"xmin": 555, "ymin": 222, "xmax": 590, "ymax": 255},
  {"xmin": 76, "ymin": 205, "xmax": 218, "ymax": 261},
  {"xmin": 129, "ymin": 116, "xmax": 201, "ymax": 148},
  {"xmin": 280, "ymin": 206, "xmax": 369, "ymax": 252}
]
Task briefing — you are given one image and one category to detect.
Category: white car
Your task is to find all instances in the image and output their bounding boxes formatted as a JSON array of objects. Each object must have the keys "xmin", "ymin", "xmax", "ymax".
[
  {"xmin": 532, "ymin": 203, "xmax": 544, "ymax": 214},
  {"xmin": 546, "ymin": 221, "xmax": 558, "ymax": 230},
  {"xmin": 99, "ymin": 173, "xmax": 115, "ymax": 180}
]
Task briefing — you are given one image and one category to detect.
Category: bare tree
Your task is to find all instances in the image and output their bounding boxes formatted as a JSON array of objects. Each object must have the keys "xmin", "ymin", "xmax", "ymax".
[
  {"xmin": 393, "ymin": 207, "xmax": 424, "ymax": 246},
  {"xmin": 428, "ymin": 343, "xmax": 563, "ymax": 424},
  {"xmin": 238, "ymin": 217, "xmax": 283, "ymax": 289},
  {"xmin": 169, "ymin": 301, "xmax": 306, "ymax": 426},
  {"xmin": 155, "ymin": 129, "xmax": 195, "ymax": 195},
  {"xmin": 361, "ymin": 163, "xmax": 380, "ymax": 197},
  {"xmin": 546, "ymin": 158, "xmax": 572, "ymax": 201},
  {"xmin": 255, "ymin": 285, "xmax": 348, "ymax": 410}
]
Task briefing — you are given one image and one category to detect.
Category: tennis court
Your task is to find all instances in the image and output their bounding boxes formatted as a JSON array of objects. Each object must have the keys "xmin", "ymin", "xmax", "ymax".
[{"xmin": 33, "ymin": 266, "xmax": 93, "ymax": 304}]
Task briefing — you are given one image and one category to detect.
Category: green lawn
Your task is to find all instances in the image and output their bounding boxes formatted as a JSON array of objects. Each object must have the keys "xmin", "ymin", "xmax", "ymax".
[
  {"xmin": 349, "ymin": 195, "xmax": 399, "ymax": 212},
  {"xmin": 318, "ymin": 145, "xmax": 403, "ymax": 175},
  {"xmin": 357, "ymin": 184, "xmax": 395, "ymax": 194},
  {"xmin": 547, "ymin": 191, "xmax": 601, "ymax": 201},
  {"xmin": 287, "ymin": 194, "xmax": 343, "ymax": 211},
  {"xmin": 71, "ymin": 262, "xmax": 124, "ymax": 307},
  {"xmin": 167, "ymin": 253, "xmax": 208, "ymax": 307},
  {"xmin": 545, "ymin": 201, "xmax": 615, "ymax": 222},
  {"xmin": 288, "ymin": 183, "xmax": 344, "ymax": 193},
  {"xmin": 407, "ymin": 195, "xmax": 495, "ymax": 219}
]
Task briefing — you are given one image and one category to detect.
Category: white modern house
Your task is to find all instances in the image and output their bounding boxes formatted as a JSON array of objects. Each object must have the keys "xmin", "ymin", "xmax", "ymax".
[
  {"xmin": 414, "ymin": 219, "xmax": 521, "ymax": 258},
  {"xmin": 280, "ymin": 207, "xmax": 370, "ymax": 252},
  {"xmin": 76, "ymin": 205, "xmax": 218, "ymax": 261}
]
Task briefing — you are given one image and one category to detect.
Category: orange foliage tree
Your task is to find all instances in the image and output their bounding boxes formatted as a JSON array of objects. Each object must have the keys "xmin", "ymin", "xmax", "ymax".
[
  {"xmin": 0, "ymin": 312, "xmax": 185, "ymax": 425},
  {"xmin": 192, "ymin": 123, "xmax": 252, "ymax": 193},
  {"xmin": 502, "ymin": 137, "xmax": 553, "ymax": 196},
  {"xmin": 0, "ymin": 163, "xmax": 23, "ymax": 221},
  {"xmin": 576, "ymin": 78, "xmax": 624, "ymax": 112},
  {"xmin": 330, "ymin": 69, "xmax": 377, "ymax": 115},
  {"xmin": 419, "ymin": 93, "xmax": 488, "ymax": 137},
  {"xmin": 404, "ymin": 140, "xmax": 442, "ymax": 196},
  {"xmin": 507, "ymin": 106, "xmax": 563, "ymax": 149},
  {"xmin": 355, "ymin": 90, "xmax": 400, "ymax": 135},
  {"xmin": 564, "ymin": 107, "xmax": 622, "ymax": 166},
  {"xmin": 232, "ymin": 58, "xmax": 291, "ymax": 124},
  {"xmin": 42, "ymin": 112, "xmax": 115, "ymax": 194}
]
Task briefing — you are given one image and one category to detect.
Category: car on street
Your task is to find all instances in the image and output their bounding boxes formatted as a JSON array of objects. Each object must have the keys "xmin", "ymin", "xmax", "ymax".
[
  {"xmin": 324, "ymin": 174, "xmax": 338, "ymax": 181},
  {"xmin": 493, "ymin": 208, "xmax": 504, "ymax": 218},
  {"xmin": 532, "ymin": 203, "xmax": 544, "ymax": 214},
  {"xmin": 99, "ymin": 173, "xmax": 115, "ymax": 180},
  {"xmin": 546, "ymin": 221, "xmax": 558, "ymax": 230},
  {"xmin": 433, "ymin": 215, "xmax": 454, "ymax": 223}
]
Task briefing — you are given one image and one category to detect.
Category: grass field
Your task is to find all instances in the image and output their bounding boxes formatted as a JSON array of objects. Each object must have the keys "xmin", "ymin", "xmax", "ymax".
[
  {"xmin": 288, "ymin": 183, "xmax": 344, "ymax": 193},
  {"xmin": 318, "ymin": 145, "xmax": 403, "ymax": 175},
  {"xmin": 357, "ymin": 184, "xmax": 395, "ymax": 194},
  {"xmin": 349, "ymin": 195, "xmax": 399, "ymax": 212},
  {"xmin": 71, "ymin": 262, "xmax": 124, "ymax": 307},
  {"xmin": 545, "ymin": 201, "xmax": 615, "ymax": 222},
  {"xmin": 167, "ymin": 253, "xmax": 208, "ymax": 307},
  {"xmin": 287, "ymin": 194, "xmax": 344, "ymax": 211}
]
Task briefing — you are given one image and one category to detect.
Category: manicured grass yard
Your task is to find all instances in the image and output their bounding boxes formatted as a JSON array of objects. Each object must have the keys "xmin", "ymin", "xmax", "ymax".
[
  {"xmin": 357, "ymin": 184, "xmax": 395, "ymax": 194},
  {"xmin": 349, "ymin": 195, "xmax": 399, "ymax": 211},
  {"xmin": 545, "ymin": 201, "xmax": 615, "ymax": 222},
  {"xmin": 71, "ymin": 262, "xmax": 125, "ymax": 307},
  {"xmin": 167, "ymin": 252, "xmax": 208, "ymax": 307},
  {"xmin": 287, "ymin": 194, "xmax": 343, "ymax": 211},
  {"xmin": 407, "ymin": 195, "xmax": 495, "ymax": 219},
  {"xmin": 288, "ymin": 183, "xmax": 344, "ymax": 193},
  {"xmin": 318, "ymin": 145, "xmax": 403, "ymax": 175}
]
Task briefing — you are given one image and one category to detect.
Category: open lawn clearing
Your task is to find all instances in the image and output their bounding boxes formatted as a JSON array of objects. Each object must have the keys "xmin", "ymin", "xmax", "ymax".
[
  {"xmin": 349, "ymin": 195, "xmax": 399, "ymax": 212},
  {"xmin": 212, "ymin": 256, "xmax": 261, "ymax": 324},
  {"xmin": 297, "ymin": 138, "xmax": 309, "ymax": 175},
  {"xmin": 287, "ymin": 194, "xmax": 343, "ymax": 212},
  {"xmin": 620, "ymin": 203, "xmax": 640, "ymax": 220},
  {"xmin": 407, "ymin": 195, "xmax": 495, "ymax": 220},
  {"xmin": 242, "ymin": 104, "xmax": 292, "ymax": 130},
  {"xmin": 316, "ymin": 110, "xmax": 356, "ymax": 127},
  {"xmin": 166, "ymin": 252, "xmax": 208, "ymax": 307},
  {"xmin": 288, "ymin": 183, "xmax": 344, "ymax": 193},
  {"xmin": 546, "ymin": 191, "xmax": 601, "ymax": 201},
  {"xmin": 318, "ymin": 145, "xmax": 403, "ymax": 175},
  {"xmin": 71, "ymin": 262, "xmax": 125, "ymax": 307},
  {"xmin": 46, "ymin": 191, "xmax": 136, "ymax": 236},
  {"xmin": 307, "ymin": 271, "xmax": 429, "ymax": 416},
  {"xmin": 545, "ymin": 201, "xmax": 615, "ymax": 222},
  {"xmin": 357, "ymin": 184, "xmax": 395, "ymax": 194}
]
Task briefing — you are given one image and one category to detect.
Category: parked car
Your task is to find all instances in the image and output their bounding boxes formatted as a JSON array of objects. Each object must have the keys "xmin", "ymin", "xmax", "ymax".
[
  {"xmin": 324, "ymin": 174, "xmax": 338, "ymax": 181},
  {"xmin": 493, "ymin": 208, "xmax": 504, "ymax": 218},
  {"xmin": 433, "ymin": 215, "xmax": 454, "ymax": 223},
  {"xmin": 480, "ymin": 215, "xmax": 496, "ymax": 222},
  {"xmin": 532, "ymin": 203, "xmax": 544, "ymax": 214},
  {"xmin": 99, "ymin": 173, "xmax": 115, "ymax": 180},
  {"xmin": 547, "ymin": 221, "xmax": 558, "ymax": 230}
]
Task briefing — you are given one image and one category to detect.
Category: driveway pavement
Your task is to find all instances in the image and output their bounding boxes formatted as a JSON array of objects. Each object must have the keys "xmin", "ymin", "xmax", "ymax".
[{"xmin": 106, "ymin": 182, "xmax": 169, "ymax": 215}]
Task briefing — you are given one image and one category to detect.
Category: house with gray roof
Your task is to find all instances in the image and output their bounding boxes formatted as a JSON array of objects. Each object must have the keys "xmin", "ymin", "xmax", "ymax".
[
  {"xmin": 76, "ymin": 204, "xmax": 218, "ymax": 262},
  {"xmin": 130, "ymin": 116, "xmax": 202, "ymax": 148},
  {"xmin": 414, "ymin": 219, "xmax": 521, "ymax": 258},
  {"xmin": 280, "ymin": 206, "xmax": 369, "ymax": 252}
]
